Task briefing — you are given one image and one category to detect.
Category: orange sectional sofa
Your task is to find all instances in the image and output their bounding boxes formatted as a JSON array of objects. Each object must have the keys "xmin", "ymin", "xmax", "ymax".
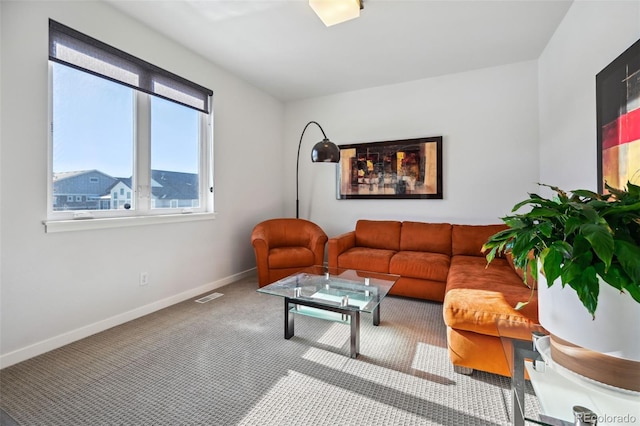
[{"xmin": 328, "ymin": 219, "xmax": 538, "ymax": 377}]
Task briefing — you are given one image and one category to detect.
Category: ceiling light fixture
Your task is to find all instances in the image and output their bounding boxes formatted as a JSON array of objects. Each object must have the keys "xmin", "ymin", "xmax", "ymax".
[{"xmin": 309, "ymin": 0, "xmax": 363, "ymax": 27}]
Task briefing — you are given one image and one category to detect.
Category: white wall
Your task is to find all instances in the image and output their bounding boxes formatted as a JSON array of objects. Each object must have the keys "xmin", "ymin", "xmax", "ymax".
[
  {"xmin": 5, "ymin": 0, "xmax": 637, "ymax": 369},
  {"xmin": 538, "ymin": 0, "xmax": 640, "ymax": 191},
  {"xmin": 0, "ymin": 1, "xmax": 284, "ymax": 366},
  {"xmin": 284, "ymin": 61, "xmax": 541, "ymax": 237}
]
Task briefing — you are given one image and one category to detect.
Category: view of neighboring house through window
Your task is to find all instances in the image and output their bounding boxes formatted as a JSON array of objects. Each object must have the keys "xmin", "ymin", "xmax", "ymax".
[
  {"xmin": 151, "ymin": 97, "xmax": 200, "ymax": 209},
  {"xmin": 48, "ymin": 20, "xmax": 212, "ymax": 219},
  {"xmin": 51, "ymin": 63, "xmax": 134, "ymax": 212}
]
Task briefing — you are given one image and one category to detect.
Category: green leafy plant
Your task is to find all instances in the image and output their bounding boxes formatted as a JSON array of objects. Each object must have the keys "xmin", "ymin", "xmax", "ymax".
[{"xmin": 482, "ymin": 181, "xmax": 640, "ymax": 318}]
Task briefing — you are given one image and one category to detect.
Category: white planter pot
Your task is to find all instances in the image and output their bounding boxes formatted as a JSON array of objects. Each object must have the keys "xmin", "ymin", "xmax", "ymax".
[
  {"xmin": 538, "ymin": 271, "xmax": 640, "ymax": 361},
  {"xmin": 538, "ymin": 267, "xmax": 640, "ymax": 391}
]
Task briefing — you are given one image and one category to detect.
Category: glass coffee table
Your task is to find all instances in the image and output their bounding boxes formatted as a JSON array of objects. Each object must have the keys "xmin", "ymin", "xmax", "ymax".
[{"xmin": 257, "ymin": 266, "xmax": 399, "ymax": 358}]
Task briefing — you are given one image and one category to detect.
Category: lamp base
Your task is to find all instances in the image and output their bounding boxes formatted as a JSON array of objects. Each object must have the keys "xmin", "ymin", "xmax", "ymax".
[{"xmin": 549, "ymin": 334, "xmax": 640, "ymax": 392}]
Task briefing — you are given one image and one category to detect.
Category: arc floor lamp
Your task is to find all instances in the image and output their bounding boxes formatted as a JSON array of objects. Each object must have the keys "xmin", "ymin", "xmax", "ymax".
[{"xmin": 296, "ymin": 121, "xmax": 340, "ymax": 218}]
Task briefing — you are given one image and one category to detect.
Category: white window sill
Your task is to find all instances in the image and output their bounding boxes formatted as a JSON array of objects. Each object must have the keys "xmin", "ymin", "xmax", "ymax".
[{"xmin": 43, "ymin": 212, "xmax": 217, "ymax": 233}]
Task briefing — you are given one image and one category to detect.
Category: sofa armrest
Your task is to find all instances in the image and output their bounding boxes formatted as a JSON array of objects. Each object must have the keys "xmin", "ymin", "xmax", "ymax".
[
  {"xmin": 328, "ymin": 231, "xmax": 356, "ymax": 268},
  {"xmin": 307, "ymin": 230, "xmax": 329, "ymax": 266}
]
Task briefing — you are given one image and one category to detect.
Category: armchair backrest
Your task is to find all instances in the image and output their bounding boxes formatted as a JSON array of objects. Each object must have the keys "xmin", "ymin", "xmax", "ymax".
[{"xmin": 252, "ymin": 218, "xmax": 327, "ymax": 249}]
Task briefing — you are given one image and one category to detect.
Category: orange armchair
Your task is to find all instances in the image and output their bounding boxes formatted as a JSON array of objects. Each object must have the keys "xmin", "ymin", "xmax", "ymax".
[{"xmin": 251, "ymin": 218, "xmax": 328, "ymax": 287}]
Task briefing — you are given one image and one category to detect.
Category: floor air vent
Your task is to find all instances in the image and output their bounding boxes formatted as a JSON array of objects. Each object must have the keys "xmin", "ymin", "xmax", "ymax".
[{"xmin": 195, "ymin": 292, "xmax": 223, "ymax": 303}]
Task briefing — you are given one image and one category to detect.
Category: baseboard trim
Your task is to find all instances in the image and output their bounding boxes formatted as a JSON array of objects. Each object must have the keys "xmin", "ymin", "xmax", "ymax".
[{"xmin": 0, "ymin": 268, "xmax": 256, "ymax": 369}]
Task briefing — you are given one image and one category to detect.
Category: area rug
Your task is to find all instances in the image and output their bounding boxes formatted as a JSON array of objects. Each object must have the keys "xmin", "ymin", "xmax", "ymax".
[{"xmin": 0, "ymin": 274, "xmax": 537, "ymax": 425}]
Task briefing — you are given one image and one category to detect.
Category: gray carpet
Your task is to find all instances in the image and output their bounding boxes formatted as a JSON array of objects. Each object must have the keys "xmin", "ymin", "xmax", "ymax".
[{"xmin": 0, "ymin": 274, "xmax": 538, "ymax": 425}]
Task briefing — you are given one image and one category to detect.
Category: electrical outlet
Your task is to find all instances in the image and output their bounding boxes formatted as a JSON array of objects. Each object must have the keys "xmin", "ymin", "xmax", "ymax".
[{"xmin": 139, "ymin": 272, "xmax": 149, "ymax": 286}]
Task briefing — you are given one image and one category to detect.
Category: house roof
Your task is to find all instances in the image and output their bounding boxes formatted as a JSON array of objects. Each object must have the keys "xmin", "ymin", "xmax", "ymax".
[
  {"xmin": 52, "ymin": 169, "xmax": 198, "ymax": 200},
  {"xmin": 52, "ymin": 170, "xmax": 118, "ymax": 196},
  {"xmin": 150, "ymin": 170, "xmax": 198, "ymax": 200},
  {"xmin": 53, "ymin": 169, "xmax": 111, "ymax": 182}
]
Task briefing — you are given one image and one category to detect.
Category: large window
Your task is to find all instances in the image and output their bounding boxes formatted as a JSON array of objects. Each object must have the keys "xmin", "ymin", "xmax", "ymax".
[{"xmin": 48, "ymin": 20, "xmax": 213, "ymax": 220}]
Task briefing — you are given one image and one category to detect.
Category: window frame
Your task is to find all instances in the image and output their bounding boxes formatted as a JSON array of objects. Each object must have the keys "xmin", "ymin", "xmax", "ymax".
[{"xmin": 45, "ymin": 22, "xmax": 214, "ymax": 228}]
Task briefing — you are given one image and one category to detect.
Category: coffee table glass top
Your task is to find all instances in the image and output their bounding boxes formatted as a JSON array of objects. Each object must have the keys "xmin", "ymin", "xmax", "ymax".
[{"xmin": 257, "ymin": 266, "xmax": 399, "ymax": 313}]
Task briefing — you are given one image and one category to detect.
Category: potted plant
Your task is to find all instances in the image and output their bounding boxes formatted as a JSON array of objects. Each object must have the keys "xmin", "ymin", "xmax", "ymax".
[{"xmin": 482, "ymin": 181, "xmax": 640, "ymax": 391}]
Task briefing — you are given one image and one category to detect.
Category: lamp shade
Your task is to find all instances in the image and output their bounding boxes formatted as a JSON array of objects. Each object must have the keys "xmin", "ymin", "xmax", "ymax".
[
  {"xmin": 309, "ymin": 0, "xmax": 361, "ymax": 27},
  {"xmin": 311, "ymin": 139, "xmax": 340, "ymax": 163}
]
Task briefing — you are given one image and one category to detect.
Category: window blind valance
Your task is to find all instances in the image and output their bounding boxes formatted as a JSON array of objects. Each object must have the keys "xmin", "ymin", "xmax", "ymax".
[{"xmin": 49, "ymin": 19, "xmax": 213, "ymax": 114}]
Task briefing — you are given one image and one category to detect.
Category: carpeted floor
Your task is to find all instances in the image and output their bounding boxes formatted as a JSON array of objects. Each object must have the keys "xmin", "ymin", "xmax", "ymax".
[{"xmin": 0, "ymin": 273, "xmax": 538, "ymax": 425}]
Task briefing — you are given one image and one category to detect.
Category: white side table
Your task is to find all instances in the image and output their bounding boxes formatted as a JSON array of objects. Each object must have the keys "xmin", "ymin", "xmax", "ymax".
[
  {"xmin": 524, "ymin": 339, "xmax": 640, "ymax": 426},
  {"xmin": 507, "ymin": 332, "xmax": 640, "ymax": 425}
]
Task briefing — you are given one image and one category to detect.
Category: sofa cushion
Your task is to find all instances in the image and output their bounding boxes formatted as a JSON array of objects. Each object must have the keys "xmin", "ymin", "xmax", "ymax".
[
  {"xmin": 269, "ymin": 247, "xmax": 315, "ymax": 269},
  {"xmin": 443, "ymin": 256, "xmax": 538, "ymax": 338},
  {"xmin": 355, "ymin": 220, "xmax": 401, "ymax": 251},
  {"xmin": 391, "ymin": 277, "xmax": 447, "ymax": 302},
  {"xmin": 336, "ymin": 247, "xmax": 396, "ymax": 273},
  {"xmin": 389, "ymin": 251, "xmax": 450, "ymax": 282},
  {"xmin": 400, "ymin": 222, "xmax": 452, "ymax": 255},
  {"xmin": 451, "ymin": 224, "xmax": 507, "ymax": 257}
]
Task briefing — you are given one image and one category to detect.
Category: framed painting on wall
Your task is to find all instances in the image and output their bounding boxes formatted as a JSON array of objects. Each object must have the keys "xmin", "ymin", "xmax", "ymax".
[
  {"xmin": 336, "ymin": 136, "xmax": 443, "ymax": 199},
  {"xmin": 596, "ymin": 38, "xmax": 640, "ymax": 193}
]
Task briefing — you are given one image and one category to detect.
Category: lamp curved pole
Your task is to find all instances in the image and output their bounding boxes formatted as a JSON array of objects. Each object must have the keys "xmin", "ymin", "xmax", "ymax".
[{"xmin": 296, "ymin": 121, "xmax": 328, "ymax": 219}]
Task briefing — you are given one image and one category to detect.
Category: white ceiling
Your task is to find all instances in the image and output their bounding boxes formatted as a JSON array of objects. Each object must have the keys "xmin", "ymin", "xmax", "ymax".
[{"xmin": 106, "ymin": 0, "xmax": 574, "ymax": 102}]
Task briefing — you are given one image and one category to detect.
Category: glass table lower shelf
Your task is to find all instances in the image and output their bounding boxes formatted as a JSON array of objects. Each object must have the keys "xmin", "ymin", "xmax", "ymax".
[{"xmin": 257, "ymin": 266, "xmax": 399, "ymax": 358}]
